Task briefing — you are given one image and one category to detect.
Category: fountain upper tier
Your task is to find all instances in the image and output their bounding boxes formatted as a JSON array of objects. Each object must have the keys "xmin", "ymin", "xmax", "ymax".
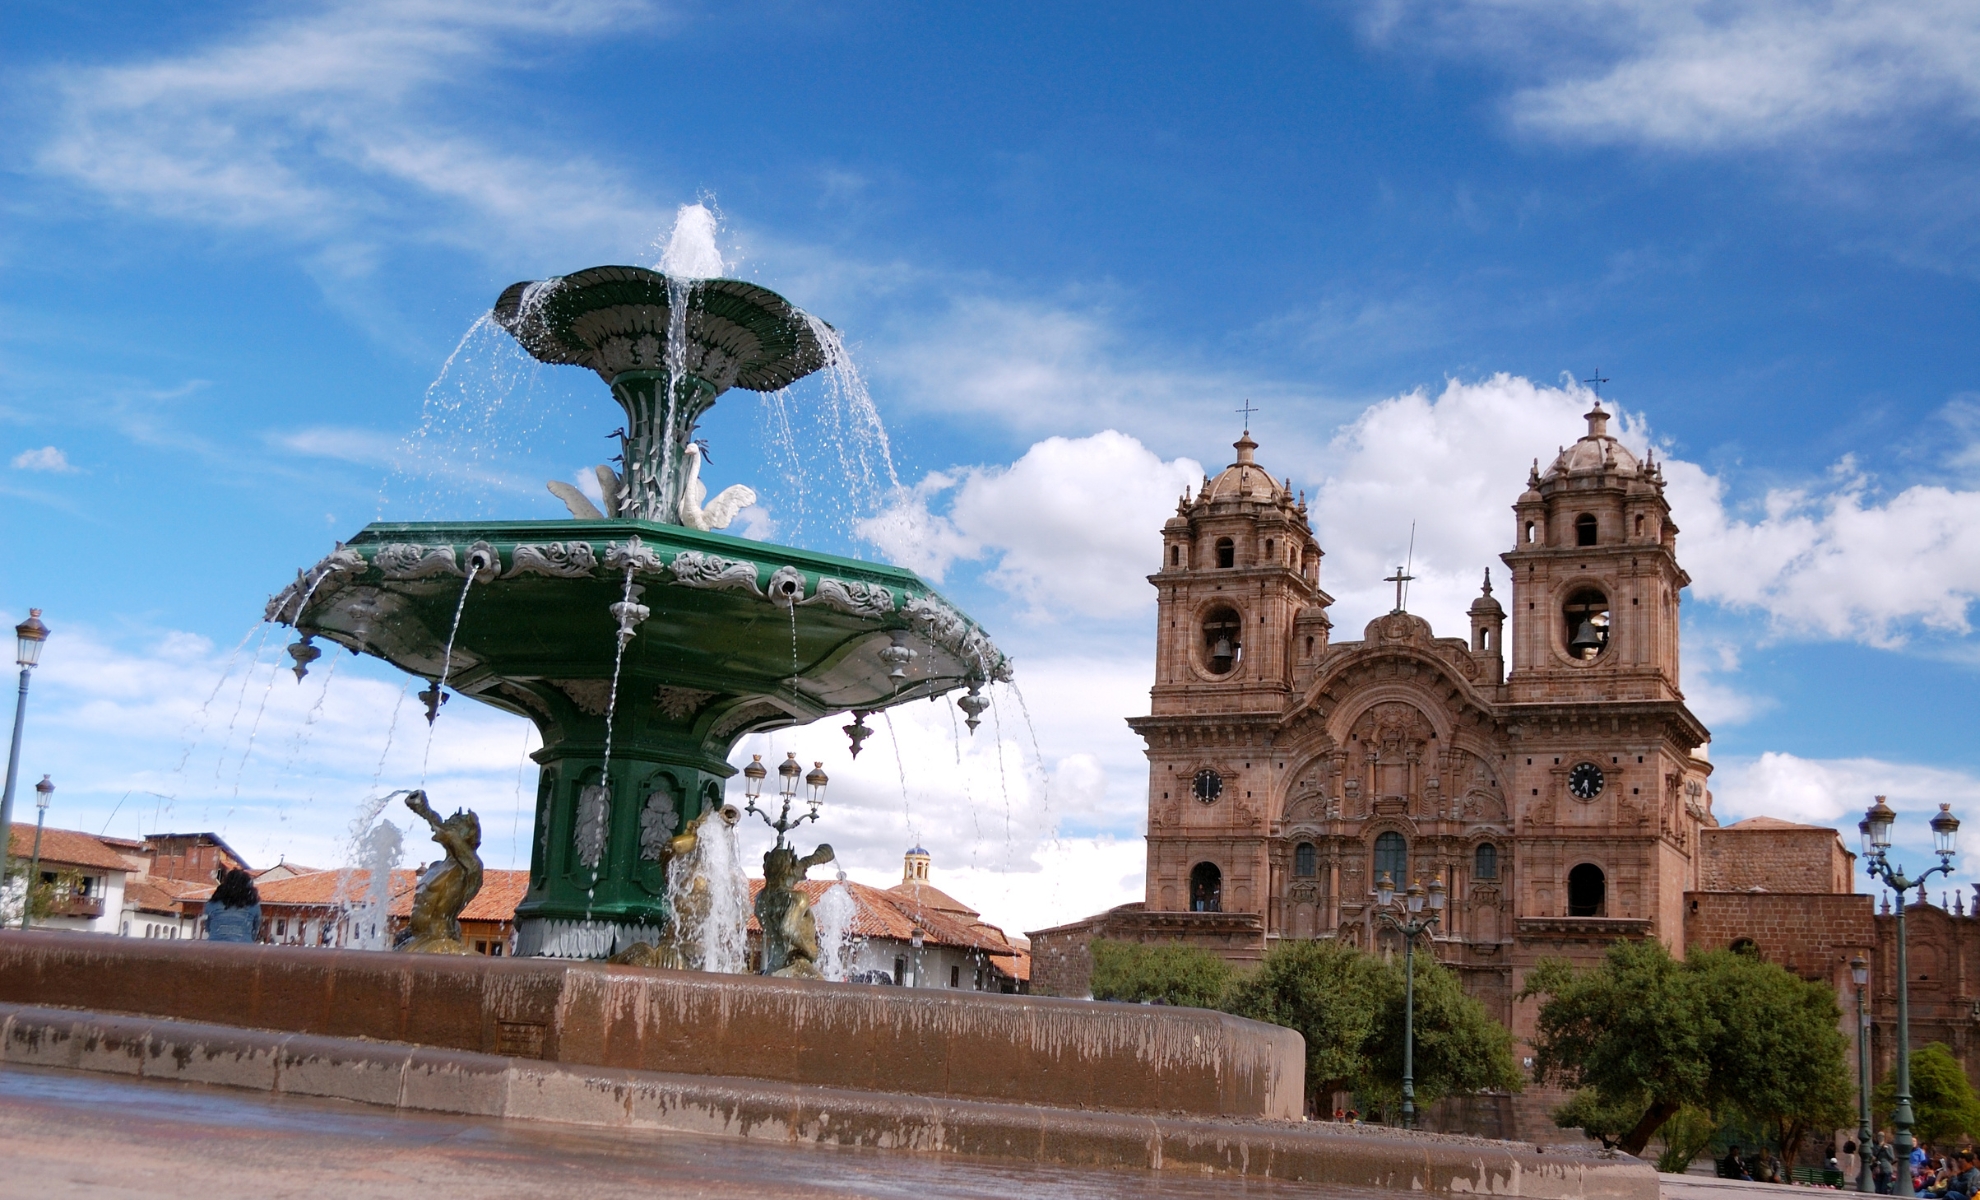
[
  {"xmin": 269, "ymin": 520, "xmax": 1009, "ymax": 736},
  {"xmin": 494, "ymin": 266, "xmax": 831, "ymax": 525}
]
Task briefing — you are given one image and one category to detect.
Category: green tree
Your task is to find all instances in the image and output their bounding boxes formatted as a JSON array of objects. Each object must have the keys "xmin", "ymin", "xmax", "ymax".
[
  {"xmin": 1874, "ymin": 1043, "xmax": 1980, "ymax": 1148},
  {"xmin": 1653, "ymin": 1106, "xmax": 1720, "ymax": 1174},
  {"xmin": 1224, "ymin": 939, "xmax": 1521, "ymax": 1114},
  {"xmin": 1528, "ymin": 941, "xmax": 1858, "ymax": 1160},
  {"xmin": 1089, "ymin": 939, "xmax": 1235, "ymax": 1008},
  {"xmin": 1691, "ymin": 949, "xmax": 1851, "ymax": 1167},
  {"xmin": 1363, "ymin": 949, "xmax": 1523, "ymax": 1110},
  {"xmin": 1223, "ymin": 939, "xmax": 1388, "ymax": 1102},
  {"xmin": 1525, "ymin": 941, "xmax": 1715, "ymax": 1155}
]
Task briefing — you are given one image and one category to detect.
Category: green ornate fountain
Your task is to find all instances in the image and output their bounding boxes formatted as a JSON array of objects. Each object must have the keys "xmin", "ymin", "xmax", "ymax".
[{"xmin": 268, "ymin": 266, "xmax": 1006, "ymax": 959}]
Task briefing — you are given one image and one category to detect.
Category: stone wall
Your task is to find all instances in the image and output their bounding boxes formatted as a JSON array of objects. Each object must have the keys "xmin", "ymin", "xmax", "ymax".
[
  {"xmin": 1697, "ymin": 822, "xmax": 1854, "ymax": 895},
  {"xmin": 1684, "ymin": 891, "xmax": 1875, "ymax": 984}
]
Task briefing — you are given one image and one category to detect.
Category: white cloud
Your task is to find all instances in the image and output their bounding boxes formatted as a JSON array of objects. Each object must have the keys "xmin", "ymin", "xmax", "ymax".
[
  {"xmin": 1714, "ymin": 751, "xmax": 1980, "ymax": 898},
  {"xmin": 1309, "ymin": 372, "xmax": 1644, "ymax": 633},
  {"xmin": 1668, "ymin": 458, "xmax": 1980, "ymax": 646},
  {"xmin": 860, "ymin": 432, "xmax": 1203, "ymax": 619},
  {"xmin": 10, "ymin": 446, "xmax": 74, "ymax": 472},
  {"xmin": 874, "ymin": 294, "xmax": 1346, "ymax": 450},
  {"xmin": 6, "ymin": 611, "xmax": 541, "ymax": 873},
  {"xmin": 1363, "ymin": 0, "xmax": 1980, "ymax": 150},
  {"xmin": 33, "ymin": 0, "xmax": 664, "ymax": 260}
]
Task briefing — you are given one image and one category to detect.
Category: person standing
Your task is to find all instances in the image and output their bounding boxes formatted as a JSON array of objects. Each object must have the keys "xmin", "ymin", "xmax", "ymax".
[
  {"xmin": 1875, "ymin": 1133, "xmax": 1897, "ymax": 1195},
  {"xmin": 203, "ymin": 868, "xmax": 261, "ymax": 943}
]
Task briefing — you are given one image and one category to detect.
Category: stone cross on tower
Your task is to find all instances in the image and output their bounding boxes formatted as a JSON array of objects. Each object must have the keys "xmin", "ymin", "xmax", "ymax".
[{"xmin": 1384, "ymin": 565, "xmax": 1416, "ymax": 614}]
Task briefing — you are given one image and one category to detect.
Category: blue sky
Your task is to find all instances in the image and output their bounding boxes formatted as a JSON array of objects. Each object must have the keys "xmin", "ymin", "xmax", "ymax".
[{"xmin": 4, "ymin": 0, "xmax": 1980, "ymax": 933}]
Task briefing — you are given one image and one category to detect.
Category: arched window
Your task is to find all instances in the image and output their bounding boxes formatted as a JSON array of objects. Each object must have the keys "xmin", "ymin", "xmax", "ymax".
[
  {"xmin": 1190, "ymin": 862, "xmax": 1223, "ymax": 912},
  {"xmin": 1304, "ymin": 635, "xmax": 1315, "ymax": 657},
  {"xmin": 1634, "ymin": 514, "xmax": 1646, "ymax": 536},
  {"xmin": 1730, "ymin": 937, "xmax": 1760, "ymax": 958},
  {"xmin": 1294, "ymin": 842, "xmax": 1317, "ymax": 878},
  {"xmin": 1373, "ymin": 832, "xmax": 1407, "ymax": 891},
  {"xmin": 1170, "ymin": 545, "xmax": 1180, "ymax": 567},
  {"xmin": 1474, "ymin": 843, "xmax": 1498, "ymax": 880},
  {"xmin": 1215, "ymin": 537, "xmax": 1235, "ymax": 569},
  {"xmin": 1524, "ymin": 521, "xmax": 1536, "ymax": 544},
  {"xmin": 1575, "ymin": 513, "xmax": 1598, "ymax": 546},
  {"xmin": 1265, "ymin": 538, "xmax": 1276, "ymax": 560},
  {"xmin": 1567, "ymin": 863, "xmax": 1605, "ymax": 917}
]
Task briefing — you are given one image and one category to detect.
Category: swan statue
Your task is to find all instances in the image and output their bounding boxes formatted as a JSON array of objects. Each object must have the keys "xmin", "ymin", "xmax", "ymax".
[{"xmin": 679, "ymin": 441, "xmax": 756, "ymax": 532}]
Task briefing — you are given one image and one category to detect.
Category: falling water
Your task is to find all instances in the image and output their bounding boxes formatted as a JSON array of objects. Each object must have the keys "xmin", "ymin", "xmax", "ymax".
[
  {"xmin": 815, "ymin": 872, "xmax": 858, "ymax": 983},
  {"xmin": 419, "ymin": 568, "xmax": 479, "ymax": 788},
  {"xmin": 585, "ymin": 567, "xmax": 642, "ymax": 909},
  {"xmin": 211, "ymin": 626, "xmax": 274, "ymax": 784},
  {"xmin": 665, "ymin": 813, "xmax": 750, "ymax": 973},
  {"xmin": 387, "ymin": 311, "xmax": 555, "ymax": 522},
  {"xmin": 330, "ymin": 789, "xmax": 410, "ymax": 950},
  {"xmin": 655, "ymin": 201, "xmax": 728, "ymax": 278}
]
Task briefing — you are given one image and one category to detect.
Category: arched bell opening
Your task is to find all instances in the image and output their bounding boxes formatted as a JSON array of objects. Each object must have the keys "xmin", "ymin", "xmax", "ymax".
[
  {"xmin": 1567, "ymin": 862, "xmax": 1606, "ymax": 917},
  {"xmin": 1563, "ymin": 588, "xmax": 1611, "ymax": 661},
  {"xmin": 1190, "ymin": 862, "xmax": 1223, "ymax": 912},
  {"xmin": 1202, "ymin": 606, "xmax": 1244, "ymax": 676}
]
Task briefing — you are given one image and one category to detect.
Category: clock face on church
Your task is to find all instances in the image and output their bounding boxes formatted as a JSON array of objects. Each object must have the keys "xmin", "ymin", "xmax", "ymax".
[
  {"xmin": 1193, "ymin": 769, "xmax": 1223, "ymax": 804},
  {"xmin": 1568, "ymin": 762, "xmax": 1605, "ymax": 800}
]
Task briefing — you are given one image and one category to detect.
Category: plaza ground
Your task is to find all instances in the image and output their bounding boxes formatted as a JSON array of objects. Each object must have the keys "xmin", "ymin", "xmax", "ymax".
[{"xmin": 0, "ymin": 1065, "xmax": 1361, "ymax": 1199}]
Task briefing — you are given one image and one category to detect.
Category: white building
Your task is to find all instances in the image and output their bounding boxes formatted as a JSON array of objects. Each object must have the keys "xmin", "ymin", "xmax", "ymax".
[{"xmin": 5, "ymin": 823, "xmax": 131, "ymax": 935}]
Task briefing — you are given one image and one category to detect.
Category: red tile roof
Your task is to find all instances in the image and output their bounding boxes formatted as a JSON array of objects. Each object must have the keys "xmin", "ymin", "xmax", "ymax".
[
  {"xmin": 743, "ymin": 878, "xmax": 1016, "ymax": 954},
  {"xmin": 7, "ymin": 824, "xmax": 134, "ymax": 873},
  {"xmin": 251, "ymin": 867, "xmax": 528, "ymax": 925}
]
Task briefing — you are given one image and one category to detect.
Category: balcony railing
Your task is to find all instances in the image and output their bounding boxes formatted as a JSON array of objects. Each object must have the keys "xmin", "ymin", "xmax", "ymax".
[{"xmin": 45, "ymin": 895, "xmax": 105, "ymax": 920}]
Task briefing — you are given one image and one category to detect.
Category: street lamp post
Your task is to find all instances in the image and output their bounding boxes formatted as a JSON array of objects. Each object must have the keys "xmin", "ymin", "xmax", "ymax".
[
  {"xmin": 0, "ymin": 610, "xmax": 50, "ymax": 895},
  {"xmin": 1860, "ymin": 796, "xmax": 1961, "ymax": 1199},
  {"xmin": 1853, "ymin": 954, "xmax": 1873, "ymax": 1194},
  {"xmin": 21, "ymin": 775, "xmax": 51, "ymax": 931},
  {"xmin": 1374, "ymin": 871, "xmax": 1446, "ymax": 1128}
]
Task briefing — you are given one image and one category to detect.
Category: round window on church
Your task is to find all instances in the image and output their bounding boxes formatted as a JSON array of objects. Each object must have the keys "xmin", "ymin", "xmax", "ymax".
[
  {"xmin": 1201, "ymin": 607, "xmax": 1243, "ymax": 675},
  {"xmin": 1562, "ymin": 589, "xmax": 1611, "ymax": 661}
]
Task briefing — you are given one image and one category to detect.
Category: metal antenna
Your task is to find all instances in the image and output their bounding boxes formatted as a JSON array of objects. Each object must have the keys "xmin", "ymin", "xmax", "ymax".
[
  {"xmin": 1583, "ymin": 369, "xmax": 1610, "ymax": 398},
  {"xmin": 1235, "ymin": 398, "xmax": 1258, "ymax": 432},
  {"xmin": 1403, "ymin": 522, "xmax": 1416, "ymax": 611}
]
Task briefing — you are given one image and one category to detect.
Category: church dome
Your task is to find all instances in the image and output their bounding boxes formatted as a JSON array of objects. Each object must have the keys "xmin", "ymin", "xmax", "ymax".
[
  {"xmin": 1202, "ymin": 432, "xmax": 1287, "ymax": 502},
  {"xmin": 1542, "ymin": 402, "xmax": 1640, "ymax": 480}
]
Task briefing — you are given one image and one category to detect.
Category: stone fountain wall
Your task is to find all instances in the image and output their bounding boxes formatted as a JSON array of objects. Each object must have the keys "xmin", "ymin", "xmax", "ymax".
[{"xmin": 0, "ymin": 931, "xmax": 1299, "ymax": 1119}]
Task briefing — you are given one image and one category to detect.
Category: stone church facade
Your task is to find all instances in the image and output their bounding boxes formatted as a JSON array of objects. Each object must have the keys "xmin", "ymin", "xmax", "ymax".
[{"xmin": 1029, "ymin": 406, "xmax": 1919, "ymax": 1138}]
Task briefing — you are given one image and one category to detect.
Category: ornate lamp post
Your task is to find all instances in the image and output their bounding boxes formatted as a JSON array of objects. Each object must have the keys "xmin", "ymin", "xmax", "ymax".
[
  {"xmin": 20, "ymin": 775, "xmax": 51, "ymax": 930},
  {"xmin": 1860, "ymin": 797, "xmax": 1960, "ymax": 1198},
  {"xmin": 740, "ymin": 751, "xmax": 828, "ymax": 850},
  {"xmin": 1374, "ymin": 871, "xmax": 1446, "ymax": 1128},
  {"xmin": 1852, "ymin": 954, "xmax": 1874, "ymax": 1194},
  {"xmin": 0, "ymin": 610, "xmax": 50, "ymax": 889}
]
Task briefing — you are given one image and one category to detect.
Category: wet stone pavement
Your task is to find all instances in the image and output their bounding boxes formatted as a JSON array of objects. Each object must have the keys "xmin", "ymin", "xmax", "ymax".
[{"xmin": 0, "ymin": 1065, "xmax": 1358, "ymax": 1198}]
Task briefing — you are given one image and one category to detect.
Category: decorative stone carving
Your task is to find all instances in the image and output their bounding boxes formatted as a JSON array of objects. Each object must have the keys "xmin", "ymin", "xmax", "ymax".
[
  {"xmin": 604, "ymin": 535, "xmax": 665, "ymax": 575},
  {"xmin": 654, "ymin": 685, "xmax": 716, "ymax": 720},
  {"xmin": 669, "ymin": 550, "xmax": 762, "ymax": 595},
  {"xmin": 551, "ymin": 679, "xmax": 615, "ymax": 717},
  {"xmin": 805, "ymin": 577, "xmax": 897, "ymax": 618},
  {"xmin": 574, "ymin": 784, "xmax": 611, "ymax": 870},
  {"xmin": 905, "ymin": 594, "xmax": 1014, "ymax": 681},
  {"xmin": 376, "ymin": 543, "xmax": 462, "ymax": 580},
  {"xmin": 709, "ymin": 700, "xmax": 788, "ymax": 743},
  {"xmin": 637, "ymin": 788, "xmax": 679, "ymax": 861},
  {"xmin": 509, "ymin": 541, "xmax": 598, "ymax": 579},
  {"xmin": 266, "ymin": 546, "xmax": 369, "ymax": 623},
  {"xmin": 765, "ymin": 564, "xmax": 807, "ymax": 607},
  {"xmin": 494, "ymin": 683, "xmax": 553, "ymax": 722}
]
